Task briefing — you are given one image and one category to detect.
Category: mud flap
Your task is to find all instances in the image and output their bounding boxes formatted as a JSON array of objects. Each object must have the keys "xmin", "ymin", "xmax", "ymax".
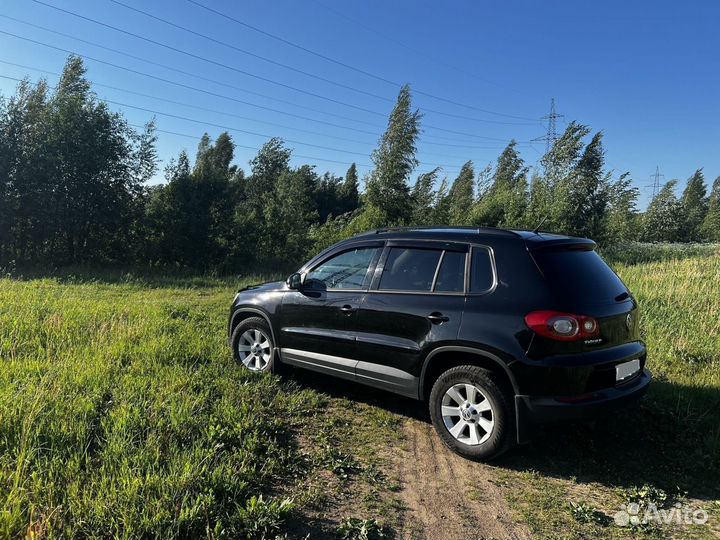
[{"xmin": 515, "ymin": 395, "xmax": 536, "ymax": 444}]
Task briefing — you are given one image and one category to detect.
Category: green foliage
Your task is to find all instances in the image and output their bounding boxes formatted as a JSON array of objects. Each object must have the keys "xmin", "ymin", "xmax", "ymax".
[
  {"xmin": 0, "ymin": 56, "xmax": 715, "ymax": 276},
  {"xmin": 604, "ymin": 173, "xmax": 640, "ymax": 242},
  {"xmin": 700, "ymin": 176, "xmax": 720, "ymax": 241},
  {"xmin": 679, "ymin": 169, "xmax": 709, "ymax": 241},
  {"xmin": 365, "ymin": 85, "xmax": 421, "ymax": 225},
  {"xmin": 409, "ymin": 168, "xmax": 440, "ymax": 225},
  {"xmin": 340, "ymin": 163, "xmax": 361, "ymax": 213},
  {"xmin": 146, "ymin": 134, "xmax": 238, "ymax": 267},
  {"xmin": 0, "ymin": 56, "xmax": 156, "ymax": 265},
  {"xmin": 446, "ymin": 161, "xmax": 475, "ymax": 225},
  {"xmin": 640, "ymin": 180, "xmax": 682, "ymax": 242},
  {"xmin": 261, "ymin": 165, "xmax": 319, "ymax": 266},
  {"xmin": 473, "ymin": 141, "xmax": 528, "ymax": 228}
]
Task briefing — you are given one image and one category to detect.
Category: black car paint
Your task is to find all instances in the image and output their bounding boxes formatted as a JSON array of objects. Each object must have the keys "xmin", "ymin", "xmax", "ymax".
[{"xmin": 229, "ymin": 228, "xmax": 650, "ymax": 442}]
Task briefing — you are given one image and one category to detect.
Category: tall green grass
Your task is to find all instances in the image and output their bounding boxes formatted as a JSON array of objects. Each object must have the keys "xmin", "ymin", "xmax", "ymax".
[
  {"xmin": 0, "ymin": 277, "xmax": 322, "ymax": 539},
  {"xmin": 614, "ymin": 250, "xmax": 720, "ymax": 471}
]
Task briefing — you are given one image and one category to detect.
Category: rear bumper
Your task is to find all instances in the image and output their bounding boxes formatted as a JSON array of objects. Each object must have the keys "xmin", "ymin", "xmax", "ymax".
[{"xmin": 515, "ymin": 368, "xmax": 651, "ymax": 443}]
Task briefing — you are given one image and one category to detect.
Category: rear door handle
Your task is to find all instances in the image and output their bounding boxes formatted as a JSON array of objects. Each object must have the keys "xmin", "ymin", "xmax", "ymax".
[
  {"xmin": 427, "ymin": 312, "xmax": 449, "ymax": 324},
  {"xmin": 340, "ymin": 304, "xmax": 357, "ymax": 314}
]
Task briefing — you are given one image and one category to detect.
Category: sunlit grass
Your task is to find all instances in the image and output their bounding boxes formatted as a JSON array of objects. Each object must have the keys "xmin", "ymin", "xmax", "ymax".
[
  {"xmin": 615, "ymin": 250, "xmax": 720, "ymax": 420},
  {"xmin": 0, "ymin": 275, "xmax": 326, "ymax": 539}
]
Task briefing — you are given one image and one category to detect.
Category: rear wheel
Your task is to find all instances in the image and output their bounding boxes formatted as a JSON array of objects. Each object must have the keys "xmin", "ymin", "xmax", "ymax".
[
  {"xmin": 231, "ymin": 317, "xmax": 275, "ymax": 373},
  {"xmin": 429, "ymin": 365, "xmax": 514, "ymax": 460}
]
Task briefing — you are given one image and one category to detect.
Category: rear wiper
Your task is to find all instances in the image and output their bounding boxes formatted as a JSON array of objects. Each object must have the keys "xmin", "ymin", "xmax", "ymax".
[{"xmin": 615, "ymin": 292, "xmax": 630, "ymax": 302}]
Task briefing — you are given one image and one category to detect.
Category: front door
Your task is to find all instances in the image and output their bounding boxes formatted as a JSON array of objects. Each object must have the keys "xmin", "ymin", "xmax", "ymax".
[
  {"xmin": 354, "ymin": 242, "xmax": 468, "ymax": 396},
  {"xmin": 279, "ymin": 243, "xmax": 383, "ymax": 380}
]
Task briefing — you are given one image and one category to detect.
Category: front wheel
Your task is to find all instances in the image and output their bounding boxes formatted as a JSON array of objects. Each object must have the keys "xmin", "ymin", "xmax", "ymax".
[
  {"xmin": 231, "ymin": 317, "xmax": 275, "ymax": 373},
  {"xmin": 428, "ymin": 365, "xmax": 515, "ymax": 460}
]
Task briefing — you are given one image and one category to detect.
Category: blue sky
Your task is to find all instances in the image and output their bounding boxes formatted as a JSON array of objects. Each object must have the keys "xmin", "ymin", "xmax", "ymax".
[{"xmin": 1, "ymin": 0, "xmax": 718, "ymax": 209}]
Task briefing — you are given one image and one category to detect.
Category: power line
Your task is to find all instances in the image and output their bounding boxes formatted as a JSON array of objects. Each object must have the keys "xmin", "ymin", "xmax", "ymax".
[
  {"xmin": 0, "ymin": 24, "xmax": 531, "ymax": 145},
  {"xmin": 107, "ymin": 0, "xmax": 395, "ymax": 105},
  {"xmin": 28, "ymin": 0, "xmax": 384, "ymax": 118},
  {"xmin": 532, "ymin": 98, "xmax": 564, "ymax": 153},
  {"xmin": 0, "ymin": 72, "xmax": 373, "ymax": 169},
  {"xmin": 0, "ymin": 17, "xmax": 382, "ymax": 130},
  {"xmin": 30, "ymin": 0, "xmax": 539, "ymax": 126},
  {"xmin": 0, "ymin": 63, "xmax": 377, "ymax": 146},
  {"xmin": 308, "ymin": 0, "xmax": 536, "ymax": 99},
  {"xmin": 0, "ymin": 56, "xmax": 524, "ymax": 154},
  {"xmin": 0, "ymin": 63, "xmax": 516, "ymax": 159},
  {"xmin": 97, "ymin": 99, "xmax": 477, "ymax": 169},
  {"xmin": 185, "ymin": 0, "xmax": 541, "ymax": 122},
  {"xmin": 0, "ymin": 73, "xmax": 470, "ymax": 171},
  {"xmin": 134, "ymin": 125, "xmax": 487, "ymax": 177},
  {"xmin": 646, "ymin": 166, "xmax": 665, "ymax": 199}
]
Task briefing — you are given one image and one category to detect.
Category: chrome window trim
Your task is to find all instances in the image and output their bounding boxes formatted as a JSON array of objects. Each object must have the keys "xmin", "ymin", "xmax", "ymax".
[{"xmin": 467, "ymin": 244, "xmax": 498, "ymax": 296}]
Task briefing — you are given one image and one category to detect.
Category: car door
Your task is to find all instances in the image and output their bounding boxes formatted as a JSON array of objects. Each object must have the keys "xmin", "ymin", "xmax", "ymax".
[
  {"xmin": 354, "ymin": 241, "xmax": 468, "ymax": 397},
  {"xmin": 278, "ymin": 242, "xmax": 383, "ymax": 381}
]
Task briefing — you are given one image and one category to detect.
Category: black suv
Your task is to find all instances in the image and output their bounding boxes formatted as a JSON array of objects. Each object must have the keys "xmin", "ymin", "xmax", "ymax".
[{"xmin": 228, "ymin": 227, "xmax": 651, "ymax": 460}]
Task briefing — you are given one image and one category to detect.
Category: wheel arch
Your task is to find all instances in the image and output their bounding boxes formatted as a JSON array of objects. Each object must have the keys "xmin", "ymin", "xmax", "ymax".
[
  {"xmin": 229, "ymin": 307, "xmax": 277, "ymax": 345},
  {"xmin": 419, "ymin": 346, "xmax": 520, "ymax": 402}
]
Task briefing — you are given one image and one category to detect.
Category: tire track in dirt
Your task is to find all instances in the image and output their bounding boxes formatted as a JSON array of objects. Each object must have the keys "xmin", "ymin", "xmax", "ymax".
[{"xmin": 392, "ymin": 416, "xmax": 529, "ymax": 540}]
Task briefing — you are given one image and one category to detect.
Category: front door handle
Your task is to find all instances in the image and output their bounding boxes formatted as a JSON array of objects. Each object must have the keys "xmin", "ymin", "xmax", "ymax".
[
  {"xmin": 340, "ymin": 304, "xmax": 357, "ymax": 315},
  {"xmin": 427, "ymin": 312, "xmax": 450, "ymax": 324}
]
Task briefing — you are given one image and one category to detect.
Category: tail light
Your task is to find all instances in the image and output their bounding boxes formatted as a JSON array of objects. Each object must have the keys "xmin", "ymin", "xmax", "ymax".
[{"xmin": 524, "ymin": 310, "xmax": 600, "ymax": 341}]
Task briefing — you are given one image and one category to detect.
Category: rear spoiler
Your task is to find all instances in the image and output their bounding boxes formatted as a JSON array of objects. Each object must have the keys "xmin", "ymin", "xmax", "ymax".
[{"xmin": 525, "ymin": 237, "xmax": 597, "ymax": 252}]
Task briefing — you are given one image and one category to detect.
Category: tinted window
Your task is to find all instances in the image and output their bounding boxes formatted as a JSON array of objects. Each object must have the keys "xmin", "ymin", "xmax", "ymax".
[
  {"xmin": 532, "ymin": 248, "xmax": 628, "ymax": 303},
  {"xmin": 306, "ymin": 247, "xmax": 379, "ymax": 289},
  {"xmin": 434, "ymin": 251, "xmax": 466, "ymax": 292},
  {"xmin": 379, "ymin": 248, "xmax": 442, "ymax": 291},
  {"xmin": 470, "ymin": 247, "xmax": 494, "ymax": 292}
]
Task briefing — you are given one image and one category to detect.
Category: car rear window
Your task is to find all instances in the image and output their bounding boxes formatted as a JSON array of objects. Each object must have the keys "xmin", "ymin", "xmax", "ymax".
[
  {"xmin": 532, "ymin": 248, "xmax": 628, "ymax": 303},
  {"xmin": 470, "ymin": 247, "xmax": 494, "ymax": 292}
]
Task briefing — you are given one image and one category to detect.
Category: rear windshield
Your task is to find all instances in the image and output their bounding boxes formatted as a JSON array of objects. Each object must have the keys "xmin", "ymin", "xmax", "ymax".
[{"xmin": 532, "ymin": 248, "xmax": 628, "ymax": 304}]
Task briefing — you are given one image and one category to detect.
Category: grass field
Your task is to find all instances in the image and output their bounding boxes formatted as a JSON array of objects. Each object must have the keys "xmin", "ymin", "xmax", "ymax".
[{"xmin": 0, "ymin": 244, "xmax": 719, "ymax": 539}]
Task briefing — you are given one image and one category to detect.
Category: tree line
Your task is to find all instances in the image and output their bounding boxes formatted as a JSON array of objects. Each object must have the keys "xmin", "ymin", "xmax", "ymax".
[{"xmin": 1, "ymin": 57, "xmax": 718, "ymax": 272}]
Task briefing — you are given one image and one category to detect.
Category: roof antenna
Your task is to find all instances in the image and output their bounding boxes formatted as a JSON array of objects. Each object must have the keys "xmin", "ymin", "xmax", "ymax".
[{"xmin": 532, "ymin": 216, "xmax": 547, "ymax": 234}]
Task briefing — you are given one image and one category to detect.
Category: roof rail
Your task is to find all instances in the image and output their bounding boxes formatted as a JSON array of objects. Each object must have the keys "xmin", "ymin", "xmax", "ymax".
[{"xmin": 367, "ymin": 226, "xmax": 521, "ymax": 237}]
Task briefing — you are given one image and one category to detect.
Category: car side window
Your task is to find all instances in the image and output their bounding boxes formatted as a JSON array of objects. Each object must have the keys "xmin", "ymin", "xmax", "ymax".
[
  {"xmin": 470, "ymin": 247, "xmax": 495, "ymax": 292},
  {"xmin": 305, "ymin": 247, "xmax": 379, "ymax": 290},
  {"xmin": 378, "ymin": 248, "xmax": 442, "ymax": 291},
  {"xmin": 434, "ymin": 251, "xmax": 466, "ymax": 292}
]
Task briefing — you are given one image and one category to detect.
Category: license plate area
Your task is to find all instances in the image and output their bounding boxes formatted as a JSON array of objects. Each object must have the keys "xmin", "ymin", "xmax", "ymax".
[{"xmin": 616, "ymin": 358, "xmax": 641, "ymax": 382}]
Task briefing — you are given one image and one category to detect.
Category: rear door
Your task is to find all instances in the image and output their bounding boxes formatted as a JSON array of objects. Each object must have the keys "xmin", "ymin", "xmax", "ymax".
[
  {"xmin": 279, "ymin": 242, "xmax": 383, "ymax": 380},
  {"xmin": 354, "ymin": 241, "xmax": 468, "ymax": 396}
]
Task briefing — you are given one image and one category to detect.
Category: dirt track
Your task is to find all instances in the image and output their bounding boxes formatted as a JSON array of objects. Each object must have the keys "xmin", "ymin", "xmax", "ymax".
[{"xmin": 391, "ymin": 417, "xmax": 529, "ymax": 540}]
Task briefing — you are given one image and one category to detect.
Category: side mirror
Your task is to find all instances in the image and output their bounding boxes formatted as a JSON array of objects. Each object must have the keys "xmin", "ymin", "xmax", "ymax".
[{"xmin": 286, "ymin": 272, "xmax": 303, "ymax": 290}]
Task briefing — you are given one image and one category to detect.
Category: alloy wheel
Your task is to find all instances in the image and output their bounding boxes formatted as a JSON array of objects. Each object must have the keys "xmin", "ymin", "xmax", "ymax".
[
  {"xmin": 237, "ymin": 328, "xmax": 272, "ymax": 371},
  {"xmin": 441, "ymin": 383, "xmax": 495, "ymax": 445}
]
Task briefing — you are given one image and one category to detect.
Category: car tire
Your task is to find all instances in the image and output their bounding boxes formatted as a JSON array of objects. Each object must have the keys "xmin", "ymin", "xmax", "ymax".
[
  {"xmin": 429, "ymin": 365, "xmax": 515, "ymax": 461},
  {"xmin": 231, "ymin": 317, "xmax": 276, "ymax": 373}
]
